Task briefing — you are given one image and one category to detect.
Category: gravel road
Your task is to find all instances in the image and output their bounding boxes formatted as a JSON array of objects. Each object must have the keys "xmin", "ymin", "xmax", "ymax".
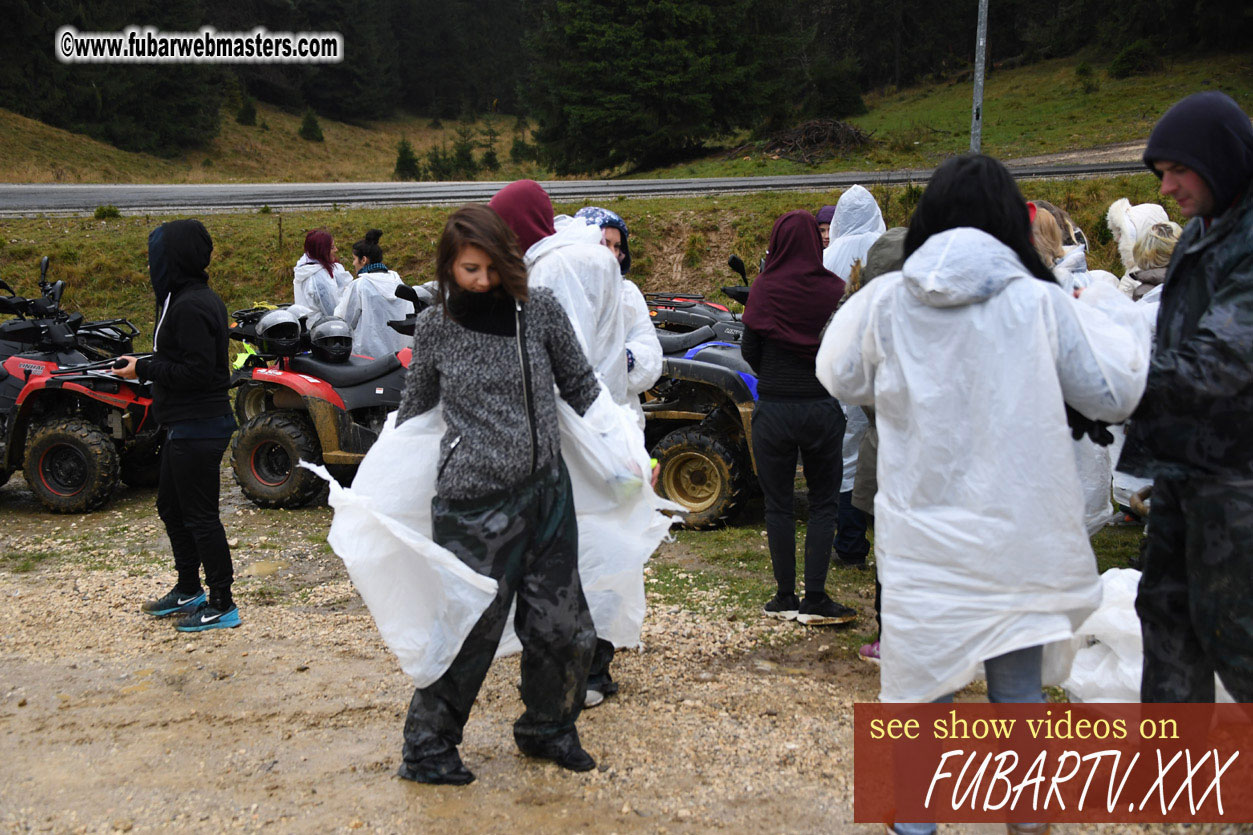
[{"xmin": 0, "ymin": 472, "xmax": 1239, "ymax": 835}]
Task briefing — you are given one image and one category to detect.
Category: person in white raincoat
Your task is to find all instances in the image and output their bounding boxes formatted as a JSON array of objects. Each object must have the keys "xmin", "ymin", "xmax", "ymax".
[
  {"xmin": 816, "ymin": 155, "xmax": 1150, "ymax": 719},
  {"xmin": 333, "ymin": 228, "xmax": 411, "ymax": 359},
  {"xmin": 573, "ymin": 206, "xmax": 663, "ymax": 428},
  {"xmin": 821, "ymin": 184, "xmax": 886, "ymax": 281},
  {"xmin": 491, "ymin": 182, "xmax": 632, "ymax": 708},
  {"xmin": 293, "ymin": 229, "xmax": 352, "ymax": 316},
  {"xmin": 490, "ymin": 181, "xmax": 628, "ymax": 405},
  {"xmin": 1105, "ymin": 197, "xmax": 1169, "ymax": 297}
]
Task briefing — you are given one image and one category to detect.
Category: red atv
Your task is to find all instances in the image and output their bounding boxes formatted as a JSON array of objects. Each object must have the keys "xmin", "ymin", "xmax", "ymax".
[
  {"xmin": 0, "ymin": 261, "xmax": 159, "ymax": 513},
  {"xmin": 227, "ymin": 285, "xmax": 426, "ymax": 509}
]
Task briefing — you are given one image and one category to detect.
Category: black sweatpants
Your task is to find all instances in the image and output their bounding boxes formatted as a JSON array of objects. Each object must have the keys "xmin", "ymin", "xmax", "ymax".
[
  {"xmin": 401, "ymin": 456, "xmax": 596, "ymax": 768},
  {"xmin": 751, "ymin": 397, "xmax": 846, "ymax": 599},
  {"xmin": 156, "ymin": 435, "xmax": 233, "ymax": 606},
  {"xmin": 1137, "ymin": 475, "xmax": 1253, "ymax": 702}
]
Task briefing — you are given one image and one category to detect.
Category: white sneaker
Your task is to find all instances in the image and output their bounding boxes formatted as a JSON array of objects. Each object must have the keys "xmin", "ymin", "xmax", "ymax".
[{"xmin": 584, "ymin": 688, "xmax": 605, "ymax": 708}]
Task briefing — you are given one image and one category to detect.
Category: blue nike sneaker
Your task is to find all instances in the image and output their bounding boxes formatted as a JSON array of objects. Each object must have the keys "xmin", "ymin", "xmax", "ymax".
[
  {"xmin": 141, "ymin": 587, "xmax": 206, "ymax": 618},
  {"xmin": 175, "ymin": 604, "xmax": 241, "ymax": 632}
]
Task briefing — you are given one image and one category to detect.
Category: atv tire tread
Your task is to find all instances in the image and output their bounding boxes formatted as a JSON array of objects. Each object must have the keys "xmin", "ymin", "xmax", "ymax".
[
  {"xmin": 231, "ymin": 411, "xmax": 323, "ymax": 509},
  {"xmin": 651, "ymin": 425, "xmax": 746, "ymax": 529},
  {"xmin": 23, "ymin": 417, "xmax": 121, "ymax": 513}
]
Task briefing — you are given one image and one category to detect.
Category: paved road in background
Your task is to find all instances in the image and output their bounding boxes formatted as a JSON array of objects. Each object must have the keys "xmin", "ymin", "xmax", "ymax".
[{"xmin": 0, "ymin": 161, "xmax": 1146, "ymax": 217}]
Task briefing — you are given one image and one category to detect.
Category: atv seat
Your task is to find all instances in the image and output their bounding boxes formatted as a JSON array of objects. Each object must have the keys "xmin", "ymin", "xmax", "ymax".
[
  {"xmin": 290, "ymin": 353, "xmax": 402, "ymax": 387},
  {"xmin": 656, "ymin": 326, "xmax": 717, "ymax": 355}
]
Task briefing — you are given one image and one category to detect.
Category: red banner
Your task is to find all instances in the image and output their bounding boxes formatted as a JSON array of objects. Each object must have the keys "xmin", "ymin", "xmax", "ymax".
[{"xmin": 854, "ymin": 703, "xmax": 1253, "ymax": 824}]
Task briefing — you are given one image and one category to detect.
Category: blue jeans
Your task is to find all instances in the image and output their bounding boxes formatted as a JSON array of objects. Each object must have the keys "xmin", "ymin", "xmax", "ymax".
[{"xmin": 892, "ymin": 645, "xmax": 1044, "ymax": 835}]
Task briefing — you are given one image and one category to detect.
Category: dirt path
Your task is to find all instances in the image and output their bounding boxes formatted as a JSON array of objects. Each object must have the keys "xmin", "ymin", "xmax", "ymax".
[{"xmin": 0, "ymin": 474, "xmax": 1232, "ymax": 834}]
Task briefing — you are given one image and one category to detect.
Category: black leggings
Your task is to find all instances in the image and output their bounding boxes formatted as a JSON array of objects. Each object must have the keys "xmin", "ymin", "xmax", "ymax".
[
  {"xmin": 157, "ymin": 435, "xmax": 233, "ymax": 605},
  {"xmin": 751, "ymin": 397, "xmax": 846, "ymax": 599}
]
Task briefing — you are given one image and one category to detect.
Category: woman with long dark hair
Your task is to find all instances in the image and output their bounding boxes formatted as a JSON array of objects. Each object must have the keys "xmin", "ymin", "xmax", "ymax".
[
  {"xmin": 743, "ymin": 210, "xmax": 858, "ymax": 626},
  {"xmin": 393, "ymin": 204, "xmax": 602, "ymax": 785},
  {"xmin": 817, "ymin": 151, "xmax": 1147, "ymax": 738},
  {"xmin": 818, "ymin": 155, "xmax": 1150, "ymax": 831}
]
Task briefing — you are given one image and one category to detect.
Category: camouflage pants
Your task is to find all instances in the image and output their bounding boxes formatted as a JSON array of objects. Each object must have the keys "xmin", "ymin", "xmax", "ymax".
[
  {"xmin": 401, "ymin": 456, "xmax": 596, "ymax": 768},
  {"xmin": 1136, "ymin": 476, "xmax": 1253, "ymax": 702}
]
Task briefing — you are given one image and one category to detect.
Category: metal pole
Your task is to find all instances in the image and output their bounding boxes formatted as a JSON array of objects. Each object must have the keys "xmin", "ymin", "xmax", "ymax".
[{"xmin": 970, "ymin": 0, "xmax": 988, "ymax": 153}]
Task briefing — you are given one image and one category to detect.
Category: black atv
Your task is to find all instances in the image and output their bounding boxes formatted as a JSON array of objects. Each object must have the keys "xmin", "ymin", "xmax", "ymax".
[
  {"xmin": 0, "ymin": 258, "xmax": 159, "ymax": 512},
  {"xmin": 644, "ymin": 256, "xmax": 761, "ymax": 528}
]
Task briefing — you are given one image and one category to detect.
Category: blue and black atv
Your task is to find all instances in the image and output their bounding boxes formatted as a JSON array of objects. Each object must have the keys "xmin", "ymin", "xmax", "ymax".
[{"xmin": 644, "ymin": 256, "xmax": 759, "ymax": 528}]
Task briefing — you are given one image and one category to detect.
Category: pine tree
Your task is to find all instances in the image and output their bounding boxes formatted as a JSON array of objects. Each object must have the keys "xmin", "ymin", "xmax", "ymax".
[
  {"xmin": 394, "ymin": 137, "xmax": 422, "ymax": 180},
  {"xmin": 299, "ymin": 109, "xmax": 324, "ymax": 142}
]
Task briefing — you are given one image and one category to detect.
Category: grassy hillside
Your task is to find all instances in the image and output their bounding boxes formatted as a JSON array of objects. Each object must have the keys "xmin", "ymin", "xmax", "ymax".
[
  {"xmin": 643, "ymin": 53, "xmax": 1253, "ymax": 178},
  {"xmin": 2, "ymin": 53, "xmax": 1248, "ymax": 185},
  {"xmin": 0, "ymin": 104, "xmax": 551, "ymax": 184},
  {"xmin": 0, "ymin": 174, "xmax": 1169, "ymax": 351}
]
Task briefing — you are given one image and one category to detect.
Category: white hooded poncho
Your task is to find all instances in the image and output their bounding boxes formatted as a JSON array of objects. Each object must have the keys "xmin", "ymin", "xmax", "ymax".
[
  {"xmin": 816, "ymin": 227, "xmax": 1150, "ymax": 702},
  {"xmin": 525, "ymin": 221, "xmax": 629, "ymax": 404},
  {"xmin": 621, "ymin": 280, "xmax": 663, "ymax": 427},
  {"xmin": 333, "ymin": 269, "xmax": 412, "ymax": 359},
  {"xmin": 822, "ymin": 185, "xmax": 886, "ymax": 281},
  {"xmin": 293, "ymin": 255, "xmax": 353, "ymax": 317},
  {"xmin": 1106, "ymin": 199, "xmax": 1169, "ymax": 296}
]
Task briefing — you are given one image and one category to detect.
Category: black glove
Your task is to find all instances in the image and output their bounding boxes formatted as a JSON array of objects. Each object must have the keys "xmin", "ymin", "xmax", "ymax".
[{"xmin": 1065, "ymin": 404, "xmax": 1115, "ymax": 446}]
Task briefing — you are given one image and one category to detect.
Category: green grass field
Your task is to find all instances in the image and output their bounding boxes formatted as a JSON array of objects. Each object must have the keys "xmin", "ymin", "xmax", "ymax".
[{"xmin": 3, "ymin": 53, "xmax": 1249, "ymax": 184}]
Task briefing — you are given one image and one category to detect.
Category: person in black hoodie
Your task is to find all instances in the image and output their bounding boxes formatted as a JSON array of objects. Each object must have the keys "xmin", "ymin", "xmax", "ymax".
[
  {"xmin": 1118, "ymin": 92, "xmax": 1253, "ymax": 701},
  {"xmin": 114, "ymin": 219, "xmax": 239, "ymax": 632}
]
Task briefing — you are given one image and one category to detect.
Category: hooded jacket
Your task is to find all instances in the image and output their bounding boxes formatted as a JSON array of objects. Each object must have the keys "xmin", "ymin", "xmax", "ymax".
[
  {"xmin": 333, "ymin": 268, "xmax": 411, "ymax": 359},
  {"xmin": 1118, "ymin": 184, "xmax": 1253, "ymax": 480},
  {"xmin": 135, "ymin": 220, "xmax": 232, "ymax": 425},
  {"xmin": 822, "ymin": 185, "xmax": 886, "ymax": 281},
  {"xmin": 816, "ymin": 227, "xmax": 1148, "ymax": 701},
  {"xmin": 492, "ymin": 182, "xmax": 629, "ymax": 404},
  {"xmin": 293, "ymin": 254, "xmax": 352, "ymax": 317}
]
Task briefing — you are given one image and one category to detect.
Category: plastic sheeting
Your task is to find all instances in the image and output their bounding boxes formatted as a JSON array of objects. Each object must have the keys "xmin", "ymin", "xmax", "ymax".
[
  {"xmin": 333, "ymin": 270, "xmax": 412, "ymax": 359},
  {"xmin": 525, "ymin": 221, "xmax": 629, "ymax": 404},
  {"xmin": 1063, "ymin": 568, "xmax": 1234, "ymax": 703},
  {"xmin": 816, "ymin": 227, "xmax": 1151, "ymax": 702},
  {"xmin": 621, "ymin": 280, "xmax": 663, "ymax": 427},
  {"xmin": 822, "ymin": 185, "xmax": 886, "ymax": 281},
  {"xmin": 311, "ymin": 389, "xmax": 678, "ymax": 685},
  {"xmin": 293, "ymin": 255, "xmax": 353, "ymax": 317}
]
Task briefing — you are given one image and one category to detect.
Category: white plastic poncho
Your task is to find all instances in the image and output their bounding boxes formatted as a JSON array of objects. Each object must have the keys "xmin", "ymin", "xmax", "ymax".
[
  {"xmin": 621, "ymin": 280, "xmax": 663, "ymax": 427},
  {"xmin": 1109, "ymin": 284, "xmax": 1164, "ymax": 510},
  {"xmin": 1106, "ymin": 199, "xmax": 1169, "ymax": 295},
  {"xmin": 525, "ymin": 223, "xmax": 629, "ymax": 404},
  {"xmin": 821, "ymin": 185, "xmax": 886, "ymax": 281},
  {"xmin": 1063, "ymin": 568, "xmax": 1234, "ymax": 703},
  {"xmin": 333, "ymin": 270, "xmax": 412, "ymax": 359},
  {"xmin": 310, "ymin": 389, "xmax": 678, "ymax": 686},
  {"xmin": 816, "ymin": 227, "xmax": 1150, "ymax": 703},
  {"xmin": 293, "ymin": 255, "xmax": 352, "ymax": 317}
]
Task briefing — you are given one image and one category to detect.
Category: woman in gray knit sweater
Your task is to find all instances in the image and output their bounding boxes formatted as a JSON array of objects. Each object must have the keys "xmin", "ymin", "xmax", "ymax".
[{"xmin": 394, "ymin": 204, "xmax": 603, "ymax": 785}]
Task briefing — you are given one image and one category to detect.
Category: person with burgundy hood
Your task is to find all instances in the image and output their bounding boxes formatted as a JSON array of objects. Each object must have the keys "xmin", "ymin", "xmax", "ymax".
[
  {"xmin": 489, "ymin": 181, "xmax": 632, "ymax": 709},
  {"xmin": 742, "ymin": 210, "xmax": 858, "ymax": 626},
  {"xmin": 1119, "ymin": 91, "xmax": 1253, "ymax": 702}
]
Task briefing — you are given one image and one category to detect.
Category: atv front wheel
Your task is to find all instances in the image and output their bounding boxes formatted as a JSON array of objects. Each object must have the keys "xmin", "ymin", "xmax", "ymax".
[
  {"xmin": 231, "ymin": 411, "xmax": 323, "ymax": 508},
  {"xmin": 652, "ymin": 426, "xmax": 746, "ymax": 529},
  {"xmin": 24, "ymin": 418, "xmax": 121, "ymax": 513}
]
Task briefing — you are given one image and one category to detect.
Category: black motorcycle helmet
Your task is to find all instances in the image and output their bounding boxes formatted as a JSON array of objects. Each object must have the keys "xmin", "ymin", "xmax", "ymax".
[
  {"xmin": 256, "ymin": 308, "xmax": 302, "ymax": 355},
  {"xmin": 309, "ymin": 317, "xmax": 353, "ymax": 363}
]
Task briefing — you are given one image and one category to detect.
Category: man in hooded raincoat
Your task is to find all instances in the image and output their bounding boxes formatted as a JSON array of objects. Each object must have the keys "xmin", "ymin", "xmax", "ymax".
[{"xmin": 1119, "ymin": 92, "xmax": 1253, "ymax": 702}]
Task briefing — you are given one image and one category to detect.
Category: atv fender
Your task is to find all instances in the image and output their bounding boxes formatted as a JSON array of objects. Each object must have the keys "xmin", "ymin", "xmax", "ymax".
[{"xmin": 650, "ymin": 357, "xmax": 757, "ymax": 474}]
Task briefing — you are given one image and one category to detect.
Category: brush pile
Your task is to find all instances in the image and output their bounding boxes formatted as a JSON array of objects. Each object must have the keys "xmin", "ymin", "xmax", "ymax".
[{"xmin": 735, "ymin": 119, "xmax": 874, "ymax": 164}]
